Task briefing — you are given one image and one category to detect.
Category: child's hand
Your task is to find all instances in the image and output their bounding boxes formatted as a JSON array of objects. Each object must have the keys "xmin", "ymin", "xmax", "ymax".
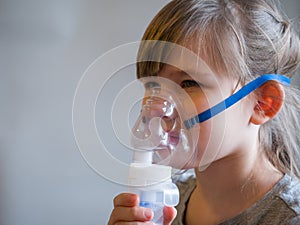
[{"xmin": 107, "ymin": 193, "xmax": 177, "ymax": 225}]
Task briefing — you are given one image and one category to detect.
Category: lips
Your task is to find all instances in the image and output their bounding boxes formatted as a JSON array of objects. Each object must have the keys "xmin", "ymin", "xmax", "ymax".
[
  {"xmin": 167, "ymin": 132, "xmax": 180, "ymax": 145},
  {"xmin": 158, "ymin": 130, "xmax": 180, "ymax": 147}
]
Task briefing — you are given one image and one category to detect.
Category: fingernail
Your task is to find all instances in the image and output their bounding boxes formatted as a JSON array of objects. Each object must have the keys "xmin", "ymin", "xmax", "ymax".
[
  {"xmin": 144, "ymin": 208, "xmax": 153, "ymax": 219},
  {"xmin": 128, "ymin": 193, "xmax": 136, "ymax": 201}
]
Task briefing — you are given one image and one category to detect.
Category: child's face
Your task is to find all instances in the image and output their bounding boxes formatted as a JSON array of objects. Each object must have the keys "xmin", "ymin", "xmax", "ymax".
[{"xmin": 156, "ymin": 62, "xmax": 256, "ymax": 170}]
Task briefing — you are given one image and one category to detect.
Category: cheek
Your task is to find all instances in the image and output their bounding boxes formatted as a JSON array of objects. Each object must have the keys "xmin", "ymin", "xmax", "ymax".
[
  {"xmin": 196, "ymin": 101, "xmax": 253, "ymax": 168},
  {"xmin": 181, "ymin": 120, "xmax": 212, "ymax": 169},
  {"xmin": 186, "ymin": 109, "xmax": 231, "ymax": 169},
  {"xmin": 197, "ymin": 121, "xmax": 213, "ymax": 160},
  {"xmin": 179, "ymin": 92, "xmax": 212, "ymax": 168},
  {"xmin": 189, "ymin": 91, "xmax": 210, "ymax": 116},
  {"xmin": 181, "ymin": 88, "xmax": 232, "ymax": 169}
]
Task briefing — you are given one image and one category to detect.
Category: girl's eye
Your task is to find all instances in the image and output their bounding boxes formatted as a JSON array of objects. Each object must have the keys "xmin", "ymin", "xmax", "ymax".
[{"xmin": 180, "ymin": 80, "xmax": 200, "ymax": 88}]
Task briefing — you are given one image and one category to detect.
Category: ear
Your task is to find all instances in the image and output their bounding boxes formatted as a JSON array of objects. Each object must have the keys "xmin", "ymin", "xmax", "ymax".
[{"xmin": 250, "ymin": 81, "xmax": 285, "ymax": 125}]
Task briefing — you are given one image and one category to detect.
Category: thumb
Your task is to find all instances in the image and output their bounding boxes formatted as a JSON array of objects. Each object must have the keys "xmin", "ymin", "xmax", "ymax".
[{"xmin": 163, "ymin": 206, "xmax": 177, "ymax": 225}]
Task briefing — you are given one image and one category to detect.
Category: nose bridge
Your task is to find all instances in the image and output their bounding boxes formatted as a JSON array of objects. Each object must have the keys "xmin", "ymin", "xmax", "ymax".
[
  {"xmin": 144, "ymin": 96, "xmax": 170, "ymax": 117},
  {"xmin": 145, "ymin": 79, "xmax": 182, "ymax": 111},
  {"xmin": 143, "ymin": 95, "xmax": 182, "ymax": 133}
]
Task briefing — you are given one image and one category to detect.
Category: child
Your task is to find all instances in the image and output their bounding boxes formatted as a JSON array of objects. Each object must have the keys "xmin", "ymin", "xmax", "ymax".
[{"xmin": 108, "ymin": 0, "xmax": 300, "ymax": 224}]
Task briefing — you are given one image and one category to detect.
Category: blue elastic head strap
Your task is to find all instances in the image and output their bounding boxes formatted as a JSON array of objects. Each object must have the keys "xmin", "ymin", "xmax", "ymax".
[{"xmin": 184, "ymin": 74, "xmax": 290, "ymax": 129}]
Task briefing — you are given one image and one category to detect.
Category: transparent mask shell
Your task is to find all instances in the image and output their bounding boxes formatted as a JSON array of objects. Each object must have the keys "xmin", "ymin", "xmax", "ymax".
[{"xmin": 130, "ymin": 76, "xmax": 200, "ymax": 169}]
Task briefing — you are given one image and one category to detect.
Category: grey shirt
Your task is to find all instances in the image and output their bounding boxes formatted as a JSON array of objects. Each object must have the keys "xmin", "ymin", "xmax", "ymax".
[{"xmin": 173, "ymin": 173, "xmax": 300, "ymax": 225}]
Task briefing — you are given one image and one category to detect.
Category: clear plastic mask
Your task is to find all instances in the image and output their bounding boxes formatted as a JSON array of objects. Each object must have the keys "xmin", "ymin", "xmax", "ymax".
[{"xmin": 131, "ymin": 76, "xmax": 200, "ymax": 169}]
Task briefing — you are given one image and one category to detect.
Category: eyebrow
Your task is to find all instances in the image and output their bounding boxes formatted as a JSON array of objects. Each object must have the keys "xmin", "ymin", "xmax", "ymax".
[
  {"xmin": 161, "ymin": 65, "xmax": 213, "ymax": 81},
  {"xmin": 175, "ymin": 69, "xmax": 212, "ymax": 81},
  {"xmin": 144, "ymin": 81, "xmax": 160, "ymax": 88}
]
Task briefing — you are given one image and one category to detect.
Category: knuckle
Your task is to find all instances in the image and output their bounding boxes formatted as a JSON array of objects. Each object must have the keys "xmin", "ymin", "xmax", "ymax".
[
  {"xmin": 115, "ymin": 222, "xmax": 140, "ymax": 225},
  {"xmin": 113, "ymin": 195, "xmax": 121, "ymax": 207},
  {"xmin": 129, "ymin": 206, "xmax": 140, "ymax": 217},
  {"xmin": 130, "ymin": 222, "xmax": 141, "ymax": 225},
  {"xmin": 109, "ymin": 208, "xmax": 119, "ymax": 221}
]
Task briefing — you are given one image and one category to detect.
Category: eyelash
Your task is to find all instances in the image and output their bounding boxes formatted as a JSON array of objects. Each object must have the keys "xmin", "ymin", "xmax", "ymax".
[{"xmin": 180, "ymin": 80, "xmax": 201, "ymax": 88}]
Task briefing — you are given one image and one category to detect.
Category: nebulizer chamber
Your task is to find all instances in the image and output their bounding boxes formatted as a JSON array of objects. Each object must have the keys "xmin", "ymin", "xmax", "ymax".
[{"xmin": 129, "ymin": 77, "xmax": 199, "ymax": 224}]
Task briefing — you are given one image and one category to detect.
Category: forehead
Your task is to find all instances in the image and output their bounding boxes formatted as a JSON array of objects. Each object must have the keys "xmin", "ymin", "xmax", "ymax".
[
  {"xmin": 161, "ymin": 43, "xmax": 215, "ymax": 77},
  {"xmin": 137, "ymin": 37, "xmax": 235, "ymax": 81}
]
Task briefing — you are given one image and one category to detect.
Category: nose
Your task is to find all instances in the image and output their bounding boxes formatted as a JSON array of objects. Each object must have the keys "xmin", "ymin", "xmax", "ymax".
[
  {"xmin": 142, "ymin": 96, "xmax": 180, "ymax": 132},
  {"xmin": 161, "ymin": 116, "xmax": 174, "ymax": 132}
]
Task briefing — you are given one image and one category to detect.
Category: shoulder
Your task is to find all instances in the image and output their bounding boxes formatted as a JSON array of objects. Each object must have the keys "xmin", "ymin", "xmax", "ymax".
[
  {"xmin": 255, "ymin": 173, "xmax": 300, "ymax": 224},
  {"xmin": 221, "ymin": 174, "xmax": 300, "ymax": 225},
  {"xmin": 276, "ymin": 174, "xmax": 300, "ymax": 216},
  {"xmin": 173, "ymin": 169, "xmax": 196, "ymax": 195},
  {"xmin": 172, "ymin": 170, "xmax": 196, "ymax": 225}
]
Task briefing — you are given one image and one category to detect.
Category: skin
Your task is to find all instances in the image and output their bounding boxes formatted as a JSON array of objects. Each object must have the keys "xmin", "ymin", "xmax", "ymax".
[{"xmin": 108, "ymin": 54, "xmax": 285, "ymax": 224}]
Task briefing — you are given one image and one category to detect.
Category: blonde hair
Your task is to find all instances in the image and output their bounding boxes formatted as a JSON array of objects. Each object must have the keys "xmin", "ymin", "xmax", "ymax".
[{"xmin": 137, "ymin": 0, "xmax": 300, "ymax": 177}]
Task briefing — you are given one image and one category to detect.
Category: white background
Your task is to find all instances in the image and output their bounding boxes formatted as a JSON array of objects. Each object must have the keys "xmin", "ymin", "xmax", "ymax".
[{"xmin": 0, "ymin": 1, "xmax": 299, "ymax": 225}]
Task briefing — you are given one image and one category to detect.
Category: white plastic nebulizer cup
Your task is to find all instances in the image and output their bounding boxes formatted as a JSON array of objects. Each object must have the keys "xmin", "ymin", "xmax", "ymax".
[{"xmin": 128, "ymin": 162, "xmax": 179, "ymax": 224}]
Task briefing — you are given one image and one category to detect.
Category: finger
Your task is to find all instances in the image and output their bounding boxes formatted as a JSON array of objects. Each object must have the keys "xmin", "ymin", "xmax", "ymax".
[
  {"xmin": 113, "ymin": 193, "xmax": 139, "ymax": 207},
  {"xmin": 109, "ymin": 206, "xmax": 153, "ymax": 224},
  {"xmin": 111, "ymin": 220, "xmax": 155, "ymax": 225},
  {"xmin": 163, "ymin": 206, "xmax": 177, "ymax": 225},
  {"xmin": 113, "ymin": 222, "xmax": 155, "ymax": 225},
  {"xmin": 114, "ymin": 222, "xmax": 155, "ymax": 225}
]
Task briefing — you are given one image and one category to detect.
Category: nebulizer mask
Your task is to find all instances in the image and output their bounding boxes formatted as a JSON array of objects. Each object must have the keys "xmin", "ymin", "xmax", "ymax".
[
  {"xmin": 128, "ymin": 76, "xmax": 199, "ymax": 224},
  {"xmin": 131, "ymin": 76, "xmax": 200, "ymax": 168}
]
